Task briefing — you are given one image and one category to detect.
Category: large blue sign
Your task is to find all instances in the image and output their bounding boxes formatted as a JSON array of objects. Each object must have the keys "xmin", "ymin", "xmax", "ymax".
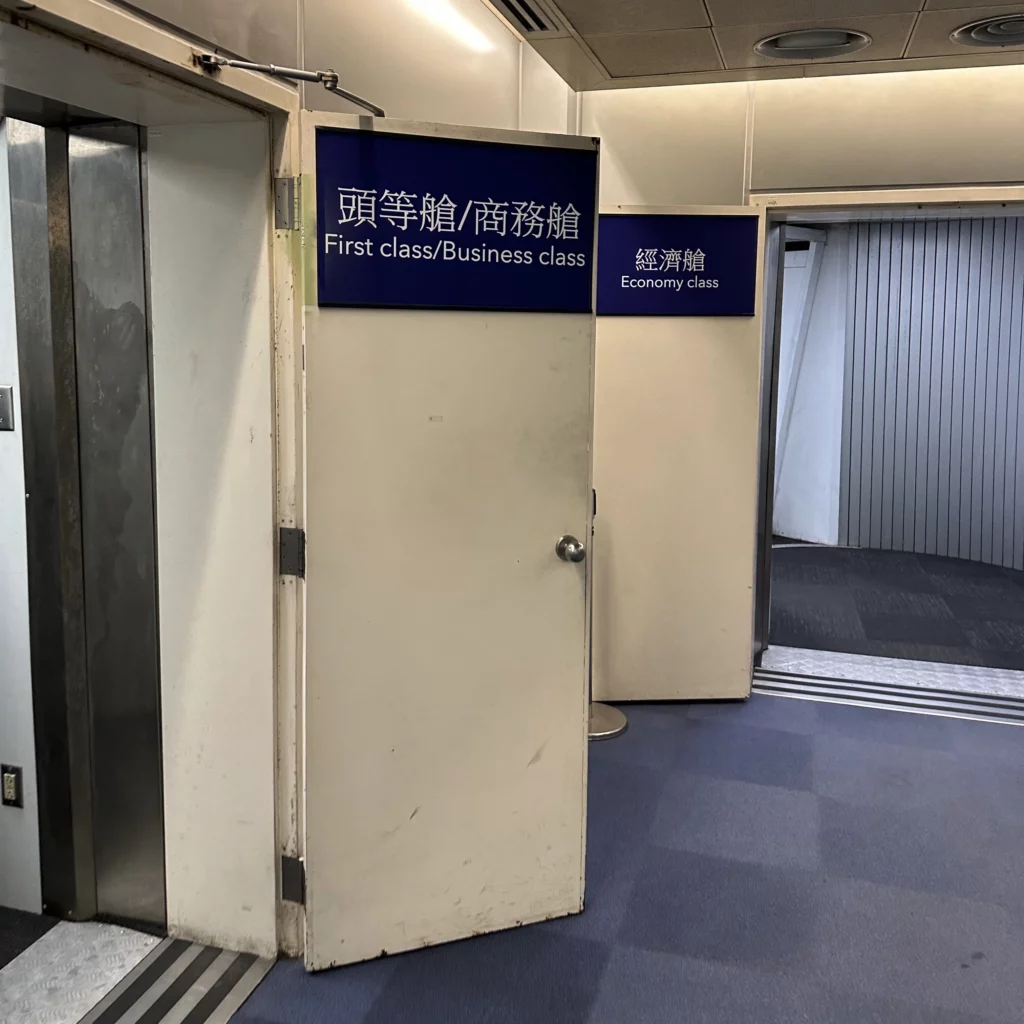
[
  {"xmin": 316, "ymin": 128, "xmax": 598, "ymax": 313},
  {"xmin": 597, "ymin": 214, "xmax": 759, "ymax": 316}
]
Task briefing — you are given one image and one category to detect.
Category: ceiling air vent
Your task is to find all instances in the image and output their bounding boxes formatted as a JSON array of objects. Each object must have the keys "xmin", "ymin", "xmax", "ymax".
[
  {"xmin": 487, "ymin": 0, "xmax": 565, "ymax": 37},
  {"xmin": 754, "ymin": 28, "xmax": 872, "ymax": 60},
  {"xmin": 951, "ymin": 14, "xmax": 1024, "ymax": 48}
]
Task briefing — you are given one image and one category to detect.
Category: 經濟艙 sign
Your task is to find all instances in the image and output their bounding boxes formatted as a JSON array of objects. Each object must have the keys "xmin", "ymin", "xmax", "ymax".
[
  {"xmin": 315, "ymin": 128, "xmax": 598, "ymax": 313},
  {"xmin": 597, "ymin": 214, "xmax": 759, "ymax": 316}
]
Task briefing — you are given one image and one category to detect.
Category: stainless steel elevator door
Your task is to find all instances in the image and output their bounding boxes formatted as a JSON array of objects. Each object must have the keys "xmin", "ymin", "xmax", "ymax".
[{"xmin": 67, "ymin": 126, "xmax": 164, "ymax": 927}]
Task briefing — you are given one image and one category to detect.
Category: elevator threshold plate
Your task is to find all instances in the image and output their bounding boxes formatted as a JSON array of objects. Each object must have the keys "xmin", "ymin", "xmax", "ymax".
[{"xmin": 0, "ymin": 920, "xmax": 158, "ymax": 1024}]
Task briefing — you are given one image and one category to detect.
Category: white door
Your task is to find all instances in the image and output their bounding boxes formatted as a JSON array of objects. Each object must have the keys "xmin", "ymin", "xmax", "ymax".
[
  {"xmin": 301, "ymin": 113, "xmax": 597, "ymax": 970},
  {"xmin": 592, "ymin": 205, "xmax": 766, "ymax": 702}
]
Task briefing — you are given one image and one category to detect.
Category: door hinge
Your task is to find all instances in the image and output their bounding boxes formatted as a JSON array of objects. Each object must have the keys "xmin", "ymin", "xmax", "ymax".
[
  {"xmin": 281, "ymin": 854, "xmax": 306, "ymax": 905},
  {"xmin": 279, "ymin": 526, "xmax": 306, "ymax": 578},
  {"xmin": 274, "ymin": 176, "xmax": 300, "ymax": 231}
]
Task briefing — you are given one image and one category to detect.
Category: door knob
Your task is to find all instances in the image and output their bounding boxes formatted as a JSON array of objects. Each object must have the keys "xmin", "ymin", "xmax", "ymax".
[{"xmin": 556, "ymin": 535, "xmax": 586, "ymax": 563}]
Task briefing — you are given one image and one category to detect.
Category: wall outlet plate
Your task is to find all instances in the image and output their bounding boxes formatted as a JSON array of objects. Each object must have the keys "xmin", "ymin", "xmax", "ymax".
[
  {"xmin": 0, "ymin": 385, "xmax": 14, "ymax": 431},
  {"xmin": 2, "ymin": 765, "xmax": 23, "ymax": 808}
]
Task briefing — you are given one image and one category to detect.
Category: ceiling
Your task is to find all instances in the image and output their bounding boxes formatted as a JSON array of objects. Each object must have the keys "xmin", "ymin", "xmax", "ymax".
[{"xmin": 485, "ymin": 0, "xmax": 1024, "ymax": 88}]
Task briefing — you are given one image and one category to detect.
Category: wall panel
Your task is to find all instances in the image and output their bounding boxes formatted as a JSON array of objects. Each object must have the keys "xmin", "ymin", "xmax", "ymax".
[
  {"xmin": 751, "ymin": 67, "xmax": 1024, "ymax": 192},
  {"xmin": 303, "ymin": 0, "xmax": 520, "ymax": 127},
  {"xmin": 581, "ymin": 84, "xmax": 749, "ymax": 206},
  {"xmin": 118, "ymin": 1, "xmax": 298, "ymax": 65},
  {"xmin": 147, "ymin": 121, "xmax": 276, "ymax": 956},
  {"xmin": 841, "ymin": 217, "xmax": 1024, "ymax": 569}
]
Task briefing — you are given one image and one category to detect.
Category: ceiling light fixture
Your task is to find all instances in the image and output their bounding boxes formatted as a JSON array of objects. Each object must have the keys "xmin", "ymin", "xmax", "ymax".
[
  {"xmin": 406, "ymin": 0, "xmax": 496, "ymax": 53},
  {"xmin": 754, "ymin": 28, "xmax": 872, "ymax": 60},
  {"xmin": 951, "ymin": 14, "xmax": 1024, "ymax": 47}
]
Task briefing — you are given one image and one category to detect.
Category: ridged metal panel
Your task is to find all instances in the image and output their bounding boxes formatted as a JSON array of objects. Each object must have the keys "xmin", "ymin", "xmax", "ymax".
[{"xmin": 841, "ymin": 217, "xmax": 1024, "ymax": 570}]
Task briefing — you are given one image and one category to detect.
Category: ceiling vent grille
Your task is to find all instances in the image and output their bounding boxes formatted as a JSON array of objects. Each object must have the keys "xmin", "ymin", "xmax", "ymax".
[
  {"xmin": 487, "ymin": 0, "xmax": 565, "ymax": 37},
  {"xmin": 754, "ymin": 28, "xmax": 872, "ymax": 60},
  {"xmin": 951, "ymin": 14, "xmax": 1024, "ymax": 48}
]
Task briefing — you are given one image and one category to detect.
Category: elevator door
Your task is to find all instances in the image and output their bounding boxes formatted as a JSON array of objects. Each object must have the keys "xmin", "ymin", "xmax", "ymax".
[{"xmin": 67, "ymin": 125, "xmax": 164, "ymax": 927}]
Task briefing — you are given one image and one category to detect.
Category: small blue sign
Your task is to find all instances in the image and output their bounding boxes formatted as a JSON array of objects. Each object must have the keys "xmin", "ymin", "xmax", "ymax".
[
  {"xmin": 597, "ymin": 214, "xmax": 759, "ymax": 316},
  {"xmin": 316, "ymin": 128, "xmax": 598, "ymax": 313}
]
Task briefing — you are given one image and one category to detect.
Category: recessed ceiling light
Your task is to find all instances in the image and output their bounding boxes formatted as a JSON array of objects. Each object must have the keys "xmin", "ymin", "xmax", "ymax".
[
  {"xmin": 951, "ymin": 14, "xmax": 1024, "ymax": 48},
  {"xmin": 754, "ymin": 28, "xmax": 872, "ymax": 60}
]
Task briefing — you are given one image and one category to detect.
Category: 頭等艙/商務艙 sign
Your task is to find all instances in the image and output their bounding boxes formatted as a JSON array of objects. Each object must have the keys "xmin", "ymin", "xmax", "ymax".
[
  {"xmin": 597, "ymin": 214, "xmax": 759, "ymax": 316},
  {"xmin": 315, "ymin": 128, "xmax": 598, "ymax": 313}
]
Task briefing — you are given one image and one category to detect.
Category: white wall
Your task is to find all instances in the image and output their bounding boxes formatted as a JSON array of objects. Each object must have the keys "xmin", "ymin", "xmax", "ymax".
[
  {"xmin": 305, "ymin": 0, "xmax": 519, "ymax": 127},
  {"xmin": 520, "ymin": 43, "xmax": 573, "ymax": 134},
  {"xmin": 774, "ymin": 230, "xmax": 848, "ymax": 545},
  {"xmin": 580, "ymin": 64, "xmax": 1024, "ymax": 205},
  {"xmin": 582, "ymin": 83, "xmax": 750, "ymax": 206},
  {"xmin": 303, "ymin": 0, "xmax": 574, "ymax": 133},
  {"xmin": 751, "ymin": 66, "xmax": 1024, "ymax": 192},
  {"xmin": 147, "ymin": 121, "xmax": 277, "ymax": 957},
  {"xmin": 0, "ymin": 121, "xmax": 40, "ymax": 915}
]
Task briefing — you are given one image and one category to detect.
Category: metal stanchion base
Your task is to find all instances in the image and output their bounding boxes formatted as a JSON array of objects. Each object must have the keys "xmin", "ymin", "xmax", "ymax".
[{"xmin": 589, "ymin": 702, "xmax": 628, "ymax": 741}]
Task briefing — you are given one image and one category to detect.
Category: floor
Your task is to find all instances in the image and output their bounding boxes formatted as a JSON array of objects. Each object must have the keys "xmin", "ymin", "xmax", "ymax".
[
  {"xmin": 0, "ymin": 907, "xmax": 56, "ymax": 971},
  {"xmin": 233, "ymin": 695, "xmax": 1024, "ymax": 1024},
  {"xmin": 770, "ymin": 545, "xmax": 1024, "ymax": 670},
  {"xmin": 0, "ymin": 919, "xmax": 272, "ymax": 1024},
  {"xmin": 0, "ymin": 920, "xmax": 158, "ymax": 1024},
  {"xmin": 763, "ymin": 645, "xmax": 1024, "ymax": 700}
]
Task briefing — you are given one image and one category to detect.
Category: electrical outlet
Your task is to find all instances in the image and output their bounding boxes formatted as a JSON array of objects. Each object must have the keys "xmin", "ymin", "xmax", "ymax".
[{"xmin": 2, "ymin": 765, "xmax": 23, "ymax": 808}]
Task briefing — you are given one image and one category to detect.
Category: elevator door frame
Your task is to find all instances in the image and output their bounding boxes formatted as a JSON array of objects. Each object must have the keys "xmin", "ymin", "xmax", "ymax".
[{"xmin": 749, "ymin": 186, "xmax": 1024, "ymax": 667}]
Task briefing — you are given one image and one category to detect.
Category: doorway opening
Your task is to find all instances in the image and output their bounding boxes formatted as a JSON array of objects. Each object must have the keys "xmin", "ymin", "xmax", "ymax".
[{"xmin": 756, "ymin": 204, "xmax": 1024, "ymax": 704}]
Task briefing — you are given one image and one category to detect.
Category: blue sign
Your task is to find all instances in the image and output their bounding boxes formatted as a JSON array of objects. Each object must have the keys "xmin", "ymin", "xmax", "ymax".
[
  {"xmin": 597, "ymin": 214, "xmax": 759, "ymax": 316},
  {"xmin": 316, "ymin": 129, "xmax": 598, "ymax": 313}
]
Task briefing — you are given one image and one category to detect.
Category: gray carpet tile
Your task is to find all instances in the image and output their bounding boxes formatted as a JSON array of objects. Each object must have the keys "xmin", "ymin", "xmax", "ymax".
[
  {"xmin": 819, "ymin": 797, "xmax": 1024, "ymax": 908},
  {"xmin": 770, "ymin": 546, "xmax": 1024, "ymax": 670},
  {"xmin": 673, "ymin": 718, "xmax": 814, "ymax": 791},
  {"xmin": 618, "ymin": 847, "xmax": 823, "ymax": 970},
  {"xmin": 589, "ymin": 948, "xmax": 821, "ymax": 1024},
  {"xmin": 816, "ymin": 989, "xmax": 1006, "ymax": 1024},
  {"xmin": 232, "ymin": 695, "xmax": 1024, "ymax": 1024},
  {"xmin": 362, "ymin": 929, "xmax": 611, "ymax": 1024},
  {"xmin": 688, "ymin": 693, "xmax": 820, "ymax": 734},
  {"xmin": 813, "ymin": 876, "xmax": 1024, "ymax": 1020},
  {"xmin": 861, "ymin": 612, "xmax": 970, "ymax": 646},
  {"xmin": 651, "ymin": 774, "xmax": 820, "ymax": 870},
  {"xmin": 812, "ymin": 699, "xmax": 956, "ymax": 750}
]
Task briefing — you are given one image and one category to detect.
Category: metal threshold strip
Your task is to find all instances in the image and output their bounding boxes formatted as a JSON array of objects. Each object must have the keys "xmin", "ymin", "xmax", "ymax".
[
  {"xmin": 753, "ymin": 668, "xmax": 1024, "ymax": 726},
  {"xmin": 78, "ymin": 937, "xmax": 274, "ymax": 1024}
]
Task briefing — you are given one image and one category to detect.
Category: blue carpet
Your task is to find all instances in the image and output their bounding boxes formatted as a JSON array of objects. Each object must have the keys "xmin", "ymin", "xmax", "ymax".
[{"xmin": 233, "ymin": 697, "xmax": 1024, "ymax": 1023}]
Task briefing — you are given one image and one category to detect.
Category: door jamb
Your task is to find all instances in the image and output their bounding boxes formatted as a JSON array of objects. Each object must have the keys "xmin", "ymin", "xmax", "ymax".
[{"xmin": 748, "ymin": 185, "xmax": 1024, "ymax": 667}]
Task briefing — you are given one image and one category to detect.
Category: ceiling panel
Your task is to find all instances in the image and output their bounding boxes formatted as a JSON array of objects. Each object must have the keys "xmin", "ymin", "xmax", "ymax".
[
  {"xmin": 714, "ymin": 13, "xmax": 918, "ymax": 66},
  {"xmin": 906, "ymin": 5, "xmax": 1024, "ymax": 54},
  {"xmin": 529, "ymin": 36, "xmax": 610, "ymax": 89},
  {"xmin": 925, "ymin": 0, "xmax": 1024, "ymax": 7},
  {"xmin": 584, "ymin": 28, "xmax": 725, "ymax": 76},
  {"xmin": 551, "ymin": 0, "xmax": 709, "ymax": 34},
  {"xmin": 706, "ymin": 0, "xmax": 923, "ymax": 26}
]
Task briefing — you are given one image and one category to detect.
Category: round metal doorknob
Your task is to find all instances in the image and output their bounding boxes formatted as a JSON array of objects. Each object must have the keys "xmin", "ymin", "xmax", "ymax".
[{"xmin": 556, "ymin": 535, "xmax": 586, "ymax": 563}]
